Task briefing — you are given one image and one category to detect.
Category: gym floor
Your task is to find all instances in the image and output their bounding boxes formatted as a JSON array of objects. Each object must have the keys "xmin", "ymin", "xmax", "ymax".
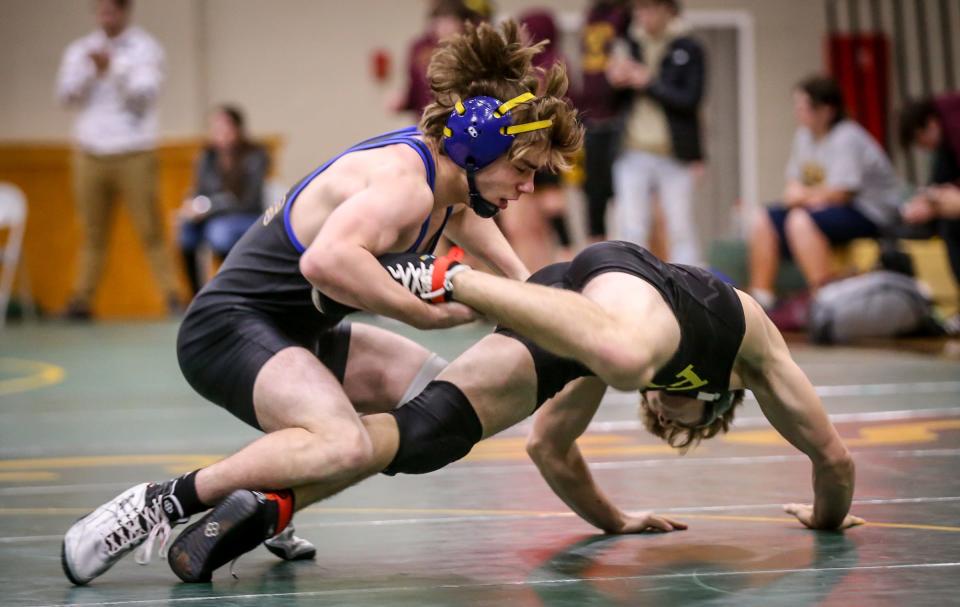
[{"xmin": 2, "ymin": 317, "xmax": 959, "ymax": 606}]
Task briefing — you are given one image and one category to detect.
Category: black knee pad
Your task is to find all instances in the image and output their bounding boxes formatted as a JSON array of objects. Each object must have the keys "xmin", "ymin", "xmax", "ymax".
[{"xmin": 382, "ymin": 381, "xmax": 482, "ymax": 475}]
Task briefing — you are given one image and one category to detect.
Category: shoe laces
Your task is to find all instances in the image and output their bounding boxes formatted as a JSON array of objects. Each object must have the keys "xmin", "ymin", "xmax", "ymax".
[
  {"xmin": 134, "ymin": 516, "xmax": 173, "ymax": 565},
  {"xmin": 102, "ymin": 493, "xmax": 163, "ymax": 557},
  {"xmin": 386, "ymin": 259, "xmax": 434, "ymax": 298},
  {"xmin": 107, "ymin": 490, "xmax": 169, "ymax": 565}
]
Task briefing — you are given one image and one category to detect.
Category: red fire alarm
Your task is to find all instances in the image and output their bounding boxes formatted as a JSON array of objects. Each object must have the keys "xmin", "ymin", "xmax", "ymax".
[{"xmin": 371, "ymin": 48, "xmax": 391, "ymax": 82}]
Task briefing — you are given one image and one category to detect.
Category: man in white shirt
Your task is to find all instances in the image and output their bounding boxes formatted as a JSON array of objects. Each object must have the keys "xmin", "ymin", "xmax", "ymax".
[{"xmin": 56, "ymin": 0, "xmax": 180, "ymax": 319}]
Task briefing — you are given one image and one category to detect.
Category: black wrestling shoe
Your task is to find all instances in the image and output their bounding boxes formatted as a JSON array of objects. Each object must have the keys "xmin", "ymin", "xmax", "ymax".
[{"xmin": 167, "ymin": 490, "xmax": 278, "ymax": 583}]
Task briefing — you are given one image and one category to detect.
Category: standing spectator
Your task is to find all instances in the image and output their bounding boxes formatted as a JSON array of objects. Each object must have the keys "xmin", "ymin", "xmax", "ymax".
[
  {"xmin": 899, "ymin": 93, "xmax": 960, "ymax": 321},
  {"xmin": 387, "ymin": 0, "xmax": 484, "ymax": 120},
  {"xmin": 748, "ymin": 76, "xmax": 902, "ymax": 324},
  {"xmin": 177, "ymin": 105, "xmax": 268, "ymax": 297},
  {"xmin": 578, "ymin": 0, "xmax": 631, "ymax": 244},
  {"xmin": 608, "ymin": 0, "xmax": 705, "ymax": 265},
  {"xmin": 499, "ymin": 8, "xmax": 574, "ymax": 270},
  {"xmin": 56, "ymin": 0, "xmax": 179, "ymax": 319}
]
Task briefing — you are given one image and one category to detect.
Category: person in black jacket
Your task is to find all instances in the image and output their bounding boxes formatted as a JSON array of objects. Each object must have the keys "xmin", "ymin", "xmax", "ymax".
[
  {"xmin": 608, "ymin": 0, "xmax": 705, "ymax": 265},
  {"xmin": 899, "ymin": 94, "xmax": 960, "ymax": 325}
]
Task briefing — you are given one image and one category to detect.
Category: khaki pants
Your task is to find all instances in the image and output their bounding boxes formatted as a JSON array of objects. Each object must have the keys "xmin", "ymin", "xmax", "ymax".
[{"xmin": 71, "ymin": 149, "xmax": 178, "ymax": 303}]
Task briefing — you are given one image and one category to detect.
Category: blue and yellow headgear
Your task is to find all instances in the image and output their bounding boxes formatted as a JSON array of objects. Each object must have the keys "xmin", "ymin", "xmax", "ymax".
[{"xmin": 442, "ymin": 92, "xmax": 552, "ymax": 217}]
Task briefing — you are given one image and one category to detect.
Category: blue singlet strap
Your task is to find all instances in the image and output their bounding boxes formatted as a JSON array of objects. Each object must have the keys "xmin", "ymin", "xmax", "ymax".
[{"xmin": 283, "ymin": 129, "xmax": 436, "ymax": 253}]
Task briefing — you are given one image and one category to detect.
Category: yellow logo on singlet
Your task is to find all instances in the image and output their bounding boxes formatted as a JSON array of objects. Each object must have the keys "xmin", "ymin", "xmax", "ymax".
[
  {"xmin": 262, "ymin": 193, "xmax": 287, "ymax": 226},
  {"xmin": 647, "ymin": 364, "xmax": 709, "ymax": 392}
]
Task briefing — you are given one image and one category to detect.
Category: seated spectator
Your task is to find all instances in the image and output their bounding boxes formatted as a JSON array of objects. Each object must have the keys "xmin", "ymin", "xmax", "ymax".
[
  {"xmin": 747, "ymin": 76, "xmax": 902, "ymax": 327},
  {"xmin": 178, "ymin": 105, "xmax": 267, "ymax": 296},
  {"xmin": 899, "ymin": 94, "xmax": 960, "ymax": 317}
]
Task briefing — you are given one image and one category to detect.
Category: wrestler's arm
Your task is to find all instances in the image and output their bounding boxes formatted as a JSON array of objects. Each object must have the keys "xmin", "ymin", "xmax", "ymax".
[
  {"xmin": 300, "ymin": 176, "xmax": 474, "ymax": 330},
  {"xmin": 527, "ymin": 378, "xmax": 686, "ymax": 534},
  {"xmin": 443, "ymin": 207, "xmax": 530, "ymax": 281},
  {"xmin": 737, "ymin": 295, "xmax": 863, "ymax": 530}
]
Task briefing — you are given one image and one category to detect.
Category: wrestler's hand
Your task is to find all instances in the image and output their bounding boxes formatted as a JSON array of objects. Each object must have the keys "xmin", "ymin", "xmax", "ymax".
[
  {"xmin": 901, "ymin": 193, "xmax": 937, "ymax": 224},
  {"xmin": 418, "ymin": 301, "xmax": 477, "ymax": 329},
  {"xmin": 379, "ymin": 247, "xmax": 471, "ymax": 303},
  {"xmin": 783, "ymin": 503, "xmax": 866, "ymax": 530},
  {"xmin": 612, "ymin": 512, "xmax": 688, "ymax": 534}
]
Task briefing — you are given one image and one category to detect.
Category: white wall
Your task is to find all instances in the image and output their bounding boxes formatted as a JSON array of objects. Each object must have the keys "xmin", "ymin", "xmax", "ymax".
[{"xmin": 0, "ymin": 0, "xmax": 829, "ymax": 203}]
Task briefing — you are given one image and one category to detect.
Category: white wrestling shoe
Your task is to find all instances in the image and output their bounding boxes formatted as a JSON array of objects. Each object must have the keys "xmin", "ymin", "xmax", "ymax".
[
  {"xmin": 61, "ymin": 481, "xmax": 187, "ymax": 585},
  {"xmin": 263, "ymin": 524, "xmax": 316, "ymax": 561}
]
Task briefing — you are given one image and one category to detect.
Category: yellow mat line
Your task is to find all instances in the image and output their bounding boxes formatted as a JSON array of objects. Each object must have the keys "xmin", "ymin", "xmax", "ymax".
[{"xmin": 0, "ymin": 358, "xmax": 65, "ymax": 396}]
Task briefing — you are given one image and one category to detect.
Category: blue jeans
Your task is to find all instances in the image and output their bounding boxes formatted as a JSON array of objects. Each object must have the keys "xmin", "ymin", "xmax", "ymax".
[
  {"xmin": 179, "ymin": 213, "xmax": 259, "ymax": 257},
  {"xmin": 179, "ymin": 213, "xmax": 259, "ymax": 295},
  {"xmin": 767, "ymin": 204, "xmax": 879, "ymax": 259}
]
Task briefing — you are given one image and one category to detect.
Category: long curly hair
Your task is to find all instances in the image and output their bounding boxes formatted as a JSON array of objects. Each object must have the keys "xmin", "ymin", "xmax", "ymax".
[
  {"xmin": 419, "ymin": 19, "xmax": 583, "ymax": 172},
  {"xmin": 639, "ymin": 390, "xmax": 746, "ymax": 453}
]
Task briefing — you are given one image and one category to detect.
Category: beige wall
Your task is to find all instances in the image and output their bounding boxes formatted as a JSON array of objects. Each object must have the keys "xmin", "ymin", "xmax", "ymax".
[
  {"xmin": 687, "ymin": 0, "xmax": 827, "ymax": 202},
  {"xmin": 0, "ymin": 0, "xmax": 202, "ymax": 139},
  {"xmin": 1, "ymin": 0, "xmax": 828, "ymax": 203}
]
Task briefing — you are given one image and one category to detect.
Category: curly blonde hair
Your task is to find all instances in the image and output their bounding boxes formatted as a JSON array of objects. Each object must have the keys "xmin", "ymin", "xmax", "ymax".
[
  {"xmin": 419, "ymin": 19, "xmax": 583, "ymax": 173},
  {"xmin": 639, "ymin": 390, "xmax": 745, "ymax": 453}
]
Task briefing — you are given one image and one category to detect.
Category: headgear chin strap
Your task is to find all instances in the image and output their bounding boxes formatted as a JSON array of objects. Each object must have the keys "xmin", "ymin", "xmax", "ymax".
[
  {"xmin": 694, "ymin": 390, "xmax": 740, "ymax": 428},
  {"xmin": 464, "ymin": 159, "xmax": 499, "ymax": 218},
  {"xmin": 442, "ymin": 92, "xmax": 553, "ymax": 217}
]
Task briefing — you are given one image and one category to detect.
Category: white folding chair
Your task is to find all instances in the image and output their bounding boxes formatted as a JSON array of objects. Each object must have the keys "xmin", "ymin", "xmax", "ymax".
[
  {"xmin": 262, "ymin": 179, "xmax": 288, "ymax": 211},
  {"xmin": 0, "ymin": 183, "xmax": 31, "ymax": 328}
]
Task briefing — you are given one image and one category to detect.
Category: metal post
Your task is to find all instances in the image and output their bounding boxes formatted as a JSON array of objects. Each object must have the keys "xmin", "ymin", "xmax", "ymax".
[
  {"xmin": 826, "ymin": 0, "xmax": 840, "ymax": 33},
  {"xmin": 938, "ymin": 0, "xmax": 956, "ymax": 90},
  {"xmin": 891, "ymin": 0, "xmax": 917, "ymax": 182},
  {"xmin": 913, "ymin": 0, "xmax": 932, "ymax": 95},
  {"xmin": 869, "ymin": 0, "xmax": 890, "ymax": 150},
  {"xmin": 846, "ymin": 0, "xmax": 864, "ymax": 122}
]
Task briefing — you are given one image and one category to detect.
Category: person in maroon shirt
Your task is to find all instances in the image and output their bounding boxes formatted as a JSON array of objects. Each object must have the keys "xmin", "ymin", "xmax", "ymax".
[
  {"xmin": 578, "ymin": 0, "xmax": 632, "ymax": 242},
  {"xmin": 387, "ymin": 0, "xmax": 489, "ymax": 120}
]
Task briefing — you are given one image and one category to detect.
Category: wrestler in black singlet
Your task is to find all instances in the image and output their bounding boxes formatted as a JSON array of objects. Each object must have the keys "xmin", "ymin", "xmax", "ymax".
[
  {"xmin": 495, "ymin": 240, "xmax": 746, "ymax": 406},
  {"xmin": 177, "ymin": 127, "xmax": 449, "ymax": 428}
]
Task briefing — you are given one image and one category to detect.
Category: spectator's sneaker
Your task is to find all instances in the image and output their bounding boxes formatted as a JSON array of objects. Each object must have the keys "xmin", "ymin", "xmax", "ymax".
[
  {"xmin": 166, "ymin": 294, "xmax": 186, "ymax": 316},
  {"xmin": 263, "ymin": 525, "xmax": 316, "ymax": 561},
  {"xmin": 168, "ymin": 489, "xmax": 282, "ymax": 583},
  {"xmin": 61, "ymin": 299, "xmax": 92, "ymax": 321},
  {"xmin": 61, "ymin": 481, "xmax": 187, "ymax": 585},
  {"xmin": 768, "ymin": 292, "xmax": 812, "ymax": 332},
  {"xmin": 943, "ymin": 313, "xmax": 960, "ymax": 337}
]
